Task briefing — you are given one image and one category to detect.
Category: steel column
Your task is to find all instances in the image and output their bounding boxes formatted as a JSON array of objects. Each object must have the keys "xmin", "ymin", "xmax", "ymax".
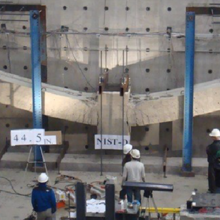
[
  {"xmin": 30, "ymin": 10, "xmax": 43, "ymax": 162},
  {"xmin": 182, "ymin": 12, "xmax": 195, "ymax": 172},
  {"xmin": 105, "ymin": 184, "xmax": 115, "ymax": 220},
  {"xmin": 76, "ymin": 182, "xmax": 86, "ymax": 220},
  {"xmin": 39, "ymin": 8, "xmax": 47, "ymax": 83},
  {"xmin": 40, "ymin": 8, "xmax": 49, "ymax": 152}
]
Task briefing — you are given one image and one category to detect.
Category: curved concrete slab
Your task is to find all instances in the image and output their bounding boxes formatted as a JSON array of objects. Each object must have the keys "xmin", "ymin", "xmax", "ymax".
[
  {"xmin": 0, "ymin": 70, "xmax": 220, "ymax": 126},
  {"xmin": 0, "ymin": 70, "xmax": 98, "ymax": 125},
  {"xmin": 128, "ymin": 79, "xmax": 220, "ymax": 125}
]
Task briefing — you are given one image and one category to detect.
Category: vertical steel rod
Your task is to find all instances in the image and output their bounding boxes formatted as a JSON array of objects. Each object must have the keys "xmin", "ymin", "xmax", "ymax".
[
  {"xmin": 182, "ymin": 12, "xmax": 195, "ymax": 172},
  {"xmin": 105, "ymin": 45, "xmax": 107, "ymax": 71},
  {"xmin": 30, "ymin": 10, "xmax": 43, "ymax": 164},
  {"xmin": 100, "ymin": 51, "xmax": 103, "ymax": 176},
  {"xmin": 126, "ymin": 45, "xmax": 128, "ymax": 67},
  {"xmin": 100, "ymin": 90, "xmax": 103, "ymax": 176},
  {"xmin": 6, "ymin": 34, "xmax": 11, "ymax": 73},
  {"xmin": 123, "ymin": 50, "xmax": 125, "ymax": 73},
  {"xmin": 122, "ymin": 50, "xmax": 125, "ymax": 174},
  {"xmin": 101, "ymin": 51, "xmax": 103, "ymax": 74},
  {"xmin": 117, "ymin": 39, "xmax": 119, "ymax": 66},
  {"xmin": 40, "ymin": 8, "xmax": 49, "ymax": 152},
  {"xmin": 122, "ymin": 89, "xmax": 124, "ymax": 174}
]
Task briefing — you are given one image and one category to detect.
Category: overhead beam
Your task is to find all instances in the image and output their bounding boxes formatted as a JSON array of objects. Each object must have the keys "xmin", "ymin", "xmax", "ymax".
[
  {"xmin": 0, "ymin": 4, "xmax": 45, "ymax": 11},
  {"xmin": 186, "ymin": 6, "xmax": 220, "ymax": 15}
]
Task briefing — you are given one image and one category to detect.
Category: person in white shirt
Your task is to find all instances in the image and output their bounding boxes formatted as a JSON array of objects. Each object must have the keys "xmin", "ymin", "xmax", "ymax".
[{"xmin": 122, "ymin": 149, "xmax": 145, "ymax": 203}]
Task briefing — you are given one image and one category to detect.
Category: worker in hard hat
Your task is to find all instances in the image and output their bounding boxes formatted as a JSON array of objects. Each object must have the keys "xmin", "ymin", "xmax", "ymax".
[
  {"xmin": 120, "ymin": 144, "xmax": 133, "ymax": 200},
  {"xmin": 206, "ymin": 129, "xmax": 220, "ymax": 193},
  {"xmin": 31, "ymin": 173, "xmax": 56, "ymax": 220},
  {"xmin": 122, "ymin": 149, "xmax": 145, "ymax": 203},
  {"xmin": 213, "ymin": 150, "xmax": 220, "ymax": 193},
  {"xmin": 122, "ymin": 144, "xmax": 133, "ymax": 167}
]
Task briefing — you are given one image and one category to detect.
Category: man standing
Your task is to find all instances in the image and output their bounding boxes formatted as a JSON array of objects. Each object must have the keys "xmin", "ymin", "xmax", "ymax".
[
  {"xmin": 120, "ymin": 144, "xmax": 133, "ymax": 200},
  {"xmin": 31, "ymin": 173, "xmax": 56, "ymax": 220},
  {"xmin": 122, "ymin": 149, "xmax": 145, "ymax": 203},
  {"xmin": 206, "ymin": 129, "xmax": 220, "ymax": 193},
  {"xmin": 122, "ymin": 144, "xmax": 133, "ymax": 167},
  {"xmin": 213, "ymin": 151, "xmax": 220, "ymax": 193}
]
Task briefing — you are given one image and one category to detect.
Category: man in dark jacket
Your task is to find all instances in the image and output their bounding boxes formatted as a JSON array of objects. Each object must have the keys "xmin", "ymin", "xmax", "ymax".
[
  {"xmin": 31, "ymin": 173, "xmax": 56, "ymax": 220},
  {"xmin": 214, "ymin": 150, "xmax": 220, "ymax": 193},
  {"xmin": 206, "ymin": 129, "xmax": 220, "ymax": 193}
]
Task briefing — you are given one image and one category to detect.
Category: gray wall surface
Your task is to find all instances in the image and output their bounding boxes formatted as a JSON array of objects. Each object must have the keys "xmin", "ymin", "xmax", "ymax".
[{"xmin": 0, "ymin": 0, "xmax": 219, "ymax": 157}]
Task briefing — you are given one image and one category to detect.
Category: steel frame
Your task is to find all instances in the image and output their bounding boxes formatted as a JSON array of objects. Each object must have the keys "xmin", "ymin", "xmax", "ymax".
[
  {"xmin": 30, "ymin": 10, "xmax": 43, "ymax": 162},
  {"xmin": 182, "ymin": 12, "xmax": 195, "ymax": 172},
  {"xmin": 186, "ymin": 6, "xmax": 220, "ymax": 15},
  {"xmin": 183, "ymin": 6, "xmax": 219, "ymax": 172},
  {"xmin": 0, "ymin": 4, "xmax": 47, "ymax": 163}
]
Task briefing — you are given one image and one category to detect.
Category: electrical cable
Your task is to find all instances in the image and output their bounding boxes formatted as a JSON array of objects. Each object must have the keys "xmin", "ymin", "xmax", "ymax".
[
  {"xmin": 3, "ymin": 26, "xmax": 220, "ymax": 39},
  {"xmin": 64, "ymin": 183, "xmax": 76, "ymax": 192},
  {"xmin": 0, "ymin": 176, "xmax": 31, "ymax": 197},
  {"xmin": 48, "ymin": 30, "xmax": 167, "ymax": 37},
  {"xmin": 3, "ymin": 44, "xmax": 220, "ymax": 53},
  {"xmin": 103, "ymin": 0, "xmax": 107, "ymax": 27},
  {"xmin": 65, "ymin": 34, "xmax": 96, "ymax": 91},
  {"xmin": 125, "ymin": 0, "xmax": 128, "ymax": 27},
  {"xmin": 0, "ymin": 27, "xmax": 169, "ymax": 37},
  {"xmin": 6, "ymin": 33, "xmax": 11, "ymax": 73}
]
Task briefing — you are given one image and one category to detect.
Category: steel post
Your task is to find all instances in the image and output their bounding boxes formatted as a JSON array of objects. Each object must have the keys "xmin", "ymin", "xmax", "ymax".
[
  {"xmin": 182, "ymin": 12, "xmax": 195, "ymax": 172},
  {"xmin": 30, "ymin": 10, "xmax": 43, "ymax": 163},
  {"xmin": 105, "ymin": 184, "xmax": 115, "ymax": 220},
  {"xmin": 76, "ymin": 182, "xmax": 86, "ymax": 220},
  {"xmin": 40, "ymin": 8, "xmax": 49, "ymax": 152}
]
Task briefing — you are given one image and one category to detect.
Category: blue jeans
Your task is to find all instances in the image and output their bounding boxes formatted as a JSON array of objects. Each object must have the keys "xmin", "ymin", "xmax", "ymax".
[{"xmin": 126, "ymin": 188, "xmax": 141, "ymax": 203}]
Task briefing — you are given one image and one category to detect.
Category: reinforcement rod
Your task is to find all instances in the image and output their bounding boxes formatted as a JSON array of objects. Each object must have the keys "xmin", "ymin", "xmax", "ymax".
[
  {"xmin": 121, "ymin": 50, "xmax": 125, "ymax": 174},
  {"xmin": 100, "ymin": 51, "xmax": 103, "ymax": 176}
]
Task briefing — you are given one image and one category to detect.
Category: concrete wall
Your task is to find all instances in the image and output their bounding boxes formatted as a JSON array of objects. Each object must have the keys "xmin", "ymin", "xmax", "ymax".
[
  {"xmin": 0, "ymin": 103, "xmax": 32, "ymax": 151},
  {"xmin": 0, "ymin": 0, "xmax": 220, "ymax": 157},
  {"xmin": 47, "ymin": 117, "xmax": 160, "ymax": 156},
  {"xmin": 0, "ymin": 0, "xmax": 220, "ymax": 93}
]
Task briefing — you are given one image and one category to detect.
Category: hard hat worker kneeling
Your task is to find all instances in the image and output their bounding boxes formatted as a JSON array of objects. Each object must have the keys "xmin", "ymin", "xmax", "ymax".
[
  {"xmin": 122, "ymin": 149, "xmax": 146, "ymax": 203},
  {"xmin": 31, "ymin": 173, "xmax": 56, "ymax": 220}
]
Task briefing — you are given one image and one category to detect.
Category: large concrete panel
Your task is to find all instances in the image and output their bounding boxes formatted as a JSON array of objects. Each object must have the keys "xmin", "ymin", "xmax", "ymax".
[
  {"xmin": 0, "ymin": 0, "xmax": 219, "ymax": 94},
  {"xmin": 0, "ymin": 0, "xmax": 220, "ymax": 160},
  {"xmin": 2, "ymin": 71, "xmax": 220, "ymax": 127}
]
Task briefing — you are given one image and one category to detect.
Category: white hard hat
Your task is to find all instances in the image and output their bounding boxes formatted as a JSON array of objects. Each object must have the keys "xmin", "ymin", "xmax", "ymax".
[
  {"xmin": 38, "ymin": 173, "xmax": 49, "ymax": 183},
  {"xmin": 123, "ymin": 144, "xmax": 133, "ymax": 155},
  {"xmin": 209, "ymin": 129, "xmax": 220, "ymax": 137},
  {"xmin": 130, "ymin": 149, "xmax": 140, "ymax": 159}
]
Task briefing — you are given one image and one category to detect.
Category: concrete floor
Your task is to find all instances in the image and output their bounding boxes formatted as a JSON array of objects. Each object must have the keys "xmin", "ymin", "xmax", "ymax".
[
  {"xmin": 0, "ymin": 168, "xmax": 208, "ymax": 220},
  {"xmin": 0, "ymin": 152, "xmax": 209, "ymax": 175}
]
